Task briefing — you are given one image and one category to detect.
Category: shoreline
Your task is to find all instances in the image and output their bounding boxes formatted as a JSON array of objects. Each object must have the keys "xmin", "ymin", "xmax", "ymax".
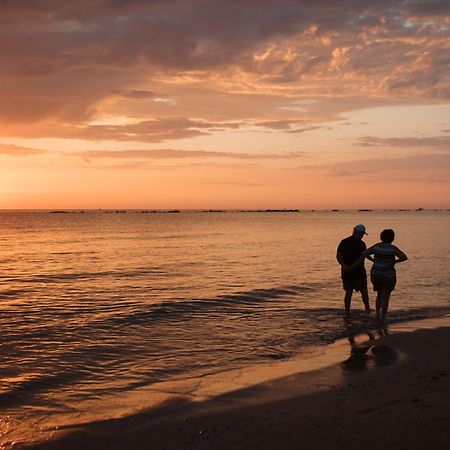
[{"xmin": 22, "ymin": 315, "xmax": 450, "ymax": 450}]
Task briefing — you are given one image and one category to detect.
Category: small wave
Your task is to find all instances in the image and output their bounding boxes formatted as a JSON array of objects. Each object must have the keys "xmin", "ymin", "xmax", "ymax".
[
  {"xmin": 298, "ymin": 306, "xmax": 450, "ymax": 343},
  {"xmin": 0, "ymin": 370, "xmax": 86, "ymax": 408},
  {"xmin": 381, "ymin": 306, "xmax": 450, "ymax": 324},
  {"xmin": 218, "ymin": 285, "xmax": 313, "ymax": 302},
  {"xmin": 11, "ymin": 267, "xmax": 169, "ymax": 284},
  {"xmin": 108, "ymin": 284, "xmax": 314, "ymax": 326},
  {"xmin": 49, "ymin": 251, "xmax": 98, "ymax": 255},
  {"xmin": 0, "ymin": 288, "xmax": 31, "ymax": 298}
]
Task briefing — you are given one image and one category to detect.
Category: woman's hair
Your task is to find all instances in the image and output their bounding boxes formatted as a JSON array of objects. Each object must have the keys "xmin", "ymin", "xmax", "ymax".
[{"xmin": 380, "ymin": 229, "xmax": 395, "ymax": 243}]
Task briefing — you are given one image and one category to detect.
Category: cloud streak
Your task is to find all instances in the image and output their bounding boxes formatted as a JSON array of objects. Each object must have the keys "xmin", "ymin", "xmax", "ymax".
[
  {"xmin": 357, "ymin": 136, "xmax": 450, "ymax": 150},
  {"xmin": 297, "ymin": 153, "xmax": 450, "ymax": 179},
  {"xmin": 0, "ymin": 143, "xmax": 45, "ymax": 156},
  {"xmin": 73, "ymin": 149, "xmax": 305, "ymax": 160}
]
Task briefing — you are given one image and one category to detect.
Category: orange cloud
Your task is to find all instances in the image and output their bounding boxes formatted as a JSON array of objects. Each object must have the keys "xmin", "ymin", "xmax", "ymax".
[
  {"xmin": 71, "ymin": 149, "xmax": 305, "ymax": 160},
  {"xmin": 0, "ymin": 0, "xmax": 448, "ymax": 142},
  {"xmin": 297, "ymin": 153, "xmax": 450, "ymax": 180},
  {"xmin": 357, "ymin": 136, "xmax": 450, "ymax": 150},
  {"xmin": 0, "ymin": 143, "xmax": 45, "ymax": 156}
]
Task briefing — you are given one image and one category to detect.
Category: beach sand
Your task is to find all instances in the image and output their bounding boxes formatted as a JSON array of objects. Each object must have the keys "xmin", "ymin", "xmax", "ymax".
[{"xmin": 25, "ymin": 317, "xmax": 450, "ymax": 450}]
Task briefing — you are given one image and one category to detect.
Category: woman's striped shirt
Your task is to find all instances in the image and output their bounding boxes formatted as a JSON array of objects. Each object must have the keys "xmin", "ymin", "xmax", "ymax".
[{"xmin": 371, "ymin": 243, "xmax": 396, "ymax": 277}]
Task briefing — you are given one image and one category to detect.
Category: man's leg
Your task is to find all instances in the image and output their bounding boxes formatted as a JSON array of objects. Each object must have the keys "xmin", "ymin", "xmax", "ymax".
[
  {"xmin": 344, "ymin": 290, "xmax": 353, "ymax": 315},
  {"xmin": 360, "ymin": 284, "xmax": 370, "ymax": 312}
]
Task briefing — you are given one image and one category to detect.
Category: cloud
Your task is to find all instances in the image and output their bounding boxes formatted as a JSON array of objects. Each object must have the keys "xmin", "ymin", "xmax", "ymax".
[
  {"xmin": 112, "ymin": 89, "xmax": 157, "ymax": 99},
  {"xmin": 72, "ymin": 148, "xmax": 305, "ymax": 160},
  {"xmin": 0, "ymin": 143, "xmax": 45, "ymax": 156},
  {"xmin": 255, "ymin": 119, "xmax": 305, "ymax": 130},
  {"xmin": 202, "ymin": 181, "xmax": 271, "ymax": 187},
  {"xmin": 408, "ymin": 1, "xmax": 450, "ymax": 17},
  {"xmin": 287, "ymin": 126, "xmax": 324, "ymax": 134},
  {"xmin": 0, "ymin": 0, "xmax": 448, "ymax": 141},
  {"xmin": 357, "ymin": 136, "xmax": 450, "ymax": 150},
  {"xmin": 2, "ymin": 117, "xmax": 244, "ymax": 142},
  {"xmin": 153, "ymin": 97, "xmax": 177, "ymax": 105},
  {"xmin": 297, "ymin": 153, "xmax": 450, "ymax": 178},
  {"xmin": 84, "ymin": 161, "xmax": 261, "ymax": 171},
  {"xmin": 253, "ymin": 120, "xmax": 323, "ymax": 135}
]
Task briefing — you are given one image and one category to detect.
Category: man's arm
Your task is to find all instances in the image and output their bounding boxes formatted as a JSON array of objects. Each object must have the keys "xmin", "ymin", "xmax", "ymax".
[
  {"xmin": 336, "ymin": 251, "xmax": 346, "ymax": 267},
  {"xmin": 336, "ymin": 240, "xmax": 346, "ymax": 267},
  {"xmin": 337, "ymin": 251, "xmax": 352, "ymax": 272},
  {"xmin": 336, "ymin": 241, "xmax": 351, "ymax": 271}
]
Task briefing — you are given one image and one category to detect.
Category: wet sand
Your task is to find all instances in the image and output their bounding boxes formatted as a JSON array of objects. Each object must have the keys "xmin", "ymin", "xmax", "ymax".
[{"xmin": 25, "ymin": 317, "xmax": 450, "ymax": 450}]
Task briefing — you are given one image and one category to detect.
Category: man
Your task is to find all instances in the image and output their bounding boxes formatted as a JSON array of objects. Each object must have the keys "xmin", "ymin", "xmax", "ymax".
[{"xmin": 336, "ymin": 224, "xmax": 371, "ymax": 315}]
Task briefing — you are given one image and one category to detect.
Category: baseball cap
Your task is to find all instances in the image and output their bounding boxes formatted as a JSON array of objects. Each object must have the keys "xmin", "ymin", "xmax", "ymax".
[{"xmin": 354, "ymin": 224, "xmax": 368, "ymax": 235}]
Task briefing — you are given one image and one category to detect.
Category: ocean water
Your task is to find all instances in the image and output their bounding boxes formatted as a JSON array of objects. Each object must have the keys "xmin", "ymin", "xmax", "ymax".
[{"xmin": 0, "ymin": 210, "xmax": 449, "ymax": 446}]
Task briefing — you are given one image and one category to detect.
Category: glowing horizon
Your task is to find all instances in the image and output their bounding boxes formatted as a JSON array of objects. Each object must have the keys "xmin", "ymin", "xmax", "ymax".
[{"xmin": 1, "ymin": 1, "xmax": 449, "ymax": 209}]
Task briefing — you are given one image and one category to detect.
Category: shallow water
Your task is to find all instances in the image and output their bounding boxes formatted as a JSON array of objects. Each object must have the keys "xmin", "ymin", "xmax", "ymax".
[{"xmin": 0, "ymin": 210, "xmax": 449, "ymax": 446}]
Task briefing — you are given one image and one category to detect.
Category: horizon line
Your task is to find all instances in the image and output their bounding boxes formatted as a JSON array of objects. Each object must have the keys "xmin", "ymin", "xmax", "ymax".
[{"xmin": 1, "ymin": 207, "xmax": 448, "ymax": 213}]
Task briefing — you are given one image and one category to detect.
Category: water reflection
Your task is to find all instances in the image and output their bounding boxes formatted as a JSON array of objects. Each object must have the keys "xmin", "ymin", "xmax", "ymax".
[{"xmin": 341, "ymin": 321, "xmax": 397, "ymax": 372}]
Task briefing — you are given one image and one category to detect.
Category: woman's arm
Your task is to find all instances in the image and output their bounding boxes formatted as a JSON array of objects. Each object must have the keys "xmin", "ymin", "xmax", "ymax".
[
  {"xmin": 393, "ymin": 246, "xmax": 408, "ymax": 264},
  {"xmin": 347, "ymin": 246, "xmax": 375, "ymax": 270}
]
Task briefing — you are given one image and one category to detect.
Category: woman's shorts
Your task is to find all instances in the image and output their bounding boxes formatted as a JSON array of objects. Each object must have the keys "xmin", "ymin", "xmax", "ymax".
[{"xmin": 371, "ymin": 272, "xmax": 396, "ymax": 292}]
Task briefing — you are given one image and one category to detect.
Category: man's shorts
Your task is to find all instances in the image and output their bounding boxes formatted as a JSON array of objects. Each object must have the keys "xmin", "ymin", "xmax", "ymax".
[
  {"xmin": 371, "ymin": 272, "xmax": 396, "ymax": 292},
  {"xmin": 342, "ymin": 276, "xmax": 367, "ymax": 292}
]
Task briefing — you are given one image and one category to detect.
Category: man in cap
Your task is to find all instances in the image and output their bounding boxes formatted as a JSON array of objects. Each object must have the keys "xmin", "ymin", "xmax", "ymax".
[{"xmin": 336, "ymin": 224, "xmax": 371, "ymax": 315}]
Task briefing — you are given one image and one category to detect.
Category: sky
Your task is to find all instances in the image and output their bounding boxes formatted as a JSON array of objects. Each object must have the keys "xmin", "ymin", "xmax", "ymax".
[{"xmin": 0, "ymin": 0, "xmax": 449, "ymax": 209}]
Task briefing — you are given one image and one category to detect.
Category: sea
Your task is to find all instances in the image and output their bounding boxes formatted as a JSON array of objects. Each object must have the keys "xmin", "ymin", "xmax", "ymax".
[{"xmin": 1, "ymin": 210, "xmax": 449, "ymax": 447}]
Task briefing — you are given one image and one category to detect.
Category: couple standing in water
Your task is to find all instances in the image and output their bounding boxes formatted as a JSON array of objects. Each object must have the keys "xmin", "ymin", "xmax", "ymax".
[{"xmin": 337, "ymin": 224, "xmax": 408, "ymax": 320}]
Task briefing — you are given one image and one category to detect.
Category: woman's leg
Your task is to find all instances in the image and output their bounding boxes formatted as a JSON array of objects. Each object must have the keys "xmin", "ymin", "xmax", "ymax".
[
  {"xmin": 380, "ymin": 289, "xmax": 392, "ymax": 319},
  {"xmin": 375, "ymin": 292, "xmax": 382, "ymax": 319}
]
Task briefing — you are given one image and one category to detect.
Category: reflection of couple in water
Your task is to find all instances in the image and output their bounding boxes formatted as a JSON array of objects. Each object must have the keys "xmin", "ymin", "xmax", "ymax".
[
  {"xmin": 337, "ymin": 225, "xmax": 408, "ymax": 320},
  {"xmin": 342, "ymin": 327, "xmax": 398, "ymax": 372}
]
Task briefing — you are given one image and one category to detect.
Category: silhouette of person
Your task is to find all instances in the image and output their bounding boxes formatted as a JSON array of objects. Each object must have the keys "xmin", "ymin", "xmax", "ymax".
[
  {"xmin": 350, "ymin": 229, "xmax": 408, "ymax": 320},
  {"xmin": 336, "ymin": 224, "xmax": 371, "ymax": 315}
]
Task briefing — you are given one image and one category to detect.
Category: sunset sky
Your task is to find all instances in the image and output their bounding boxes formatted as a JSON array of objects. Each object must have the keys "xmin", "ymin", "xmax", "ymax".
[{"xmin": 1, "ymin": 0, "xmax": 449, "ymax": 209}]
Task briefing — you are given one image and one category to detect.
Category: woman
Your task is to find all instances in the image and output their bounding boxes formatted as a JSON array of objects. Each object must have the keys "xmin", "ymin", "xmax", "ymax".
[{"xmin": 350, "ymin": 229, "xmax": 408, "ymax": 320}]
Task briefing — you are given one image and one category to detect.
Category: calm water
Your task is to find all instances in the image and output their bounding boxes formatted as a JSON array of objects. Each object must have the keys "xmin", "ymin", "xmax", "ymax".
[{"xmin": 1, "ymin": 210, "xmax": 449, "ymax": 446}]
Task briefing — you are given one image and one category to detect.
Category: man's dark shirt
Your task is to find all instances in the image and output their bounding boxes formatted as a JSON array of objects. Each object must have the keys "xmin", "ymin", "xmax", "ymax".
[{"xmin": 337, "ymin": 236, "xmax": 367, "ymax": 280}]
